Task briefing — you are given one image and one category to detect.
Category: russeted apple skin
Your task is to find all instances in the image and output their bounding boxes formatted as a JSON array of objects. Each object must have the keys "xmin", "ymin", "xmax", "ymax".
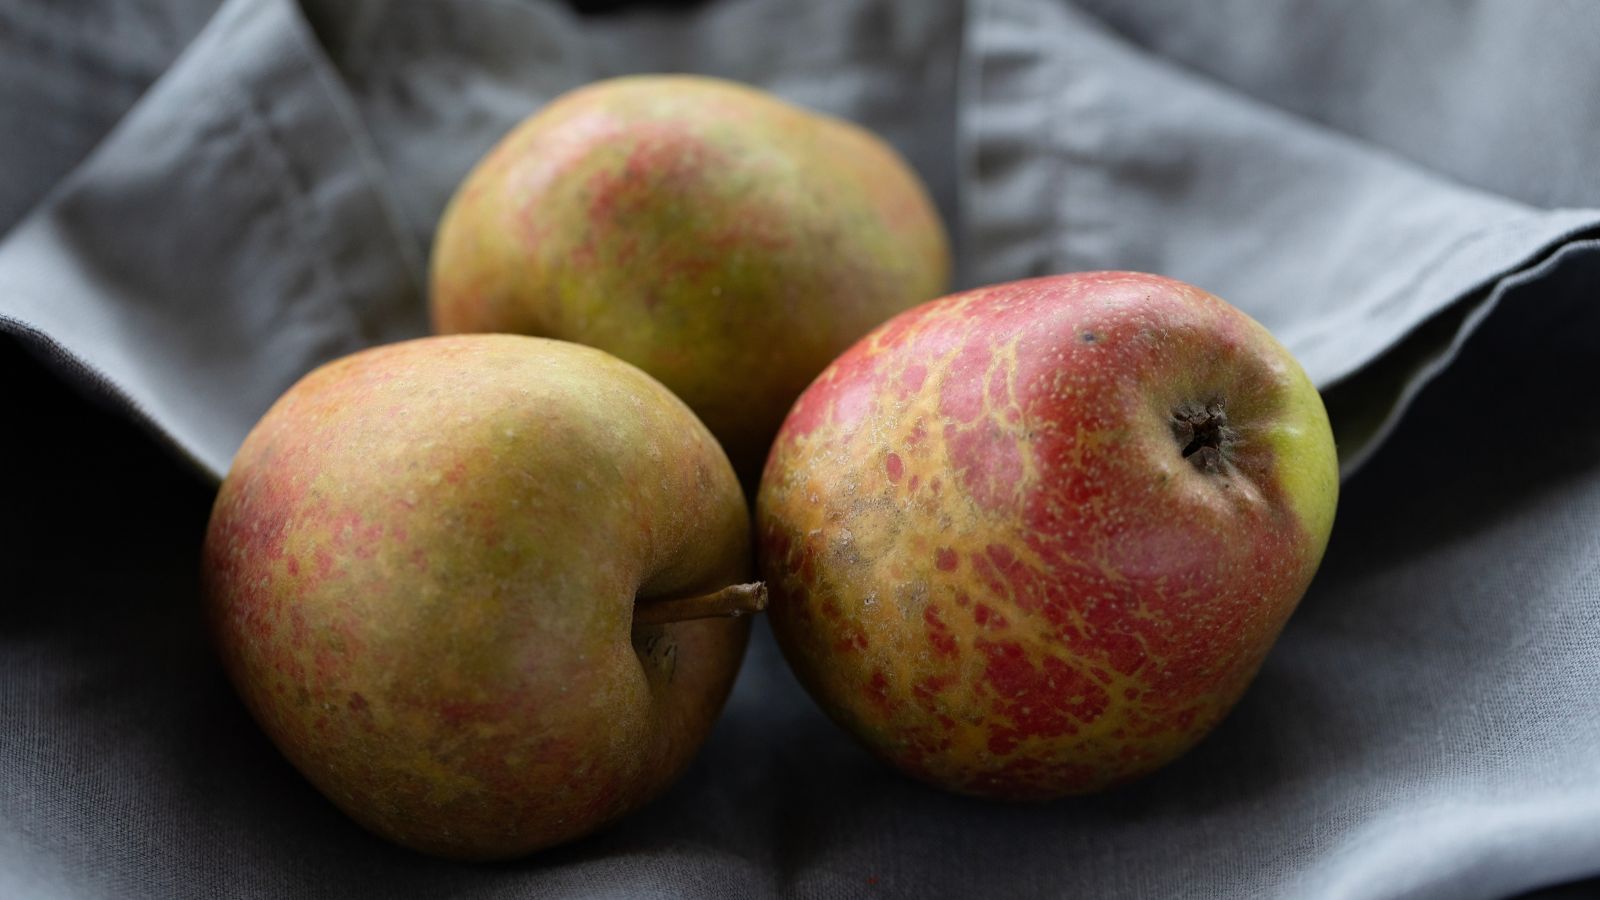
[
  {"xmin": 429, "ymin": 74, "xmax": 951, "ymax": 482},
  {"xmin": 202, "ymin": 335, "xmax": 752, "ymax": 859},
  {"xmin": 757, "ymin": 272, "xmax": 1339, "ymax": 800}
]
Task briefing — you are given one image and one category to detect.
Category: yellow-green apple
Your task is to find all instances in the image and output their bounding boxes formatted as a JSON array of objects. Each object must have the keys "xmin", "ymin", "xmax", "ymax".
[
  {"xmin": 201, "ymin": 334, "xmax": 763, "ymax": 859},
  {"xmin": 758, "ymin": 272, "xmax": 1338, "ymax": 799},
  {"xmin": 429, "ymin": 75, "xmax": 951, "ymax": 481}
]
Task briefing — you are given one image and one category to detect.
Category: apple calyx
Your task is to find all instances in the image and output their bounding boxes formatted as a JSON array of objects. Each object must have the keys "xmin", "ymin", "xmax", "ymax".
[
  {"xmin": 634, "ymin": 582, "xmax": 768, "ymax": 627},
  {"xmin": 1171, "ymin": 399, "xmax": 1237, "ymax": 474}
]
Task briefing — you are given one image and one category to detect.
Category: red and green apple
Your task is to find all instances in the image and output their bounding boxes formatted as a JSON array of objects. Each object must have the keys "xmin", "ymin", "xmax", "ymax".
[
  {"xmin": 758, "ymin": 272, "xmax": 1338, "ymax": 799},
  {"xmin": 429, "ymin": 74, "xmax": 950, "ymax": 482},
  {"xmin": 203, "ymin": 334, "xmax": 761, "ymax": 859}
]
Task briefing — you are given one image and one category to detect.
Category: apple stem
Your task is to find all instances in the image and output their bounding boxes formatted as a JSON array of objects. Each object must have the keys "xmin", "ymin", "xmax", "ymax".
[{"xmin": 634, "ymin": 582, "xmax": 768, "ymax": 627}]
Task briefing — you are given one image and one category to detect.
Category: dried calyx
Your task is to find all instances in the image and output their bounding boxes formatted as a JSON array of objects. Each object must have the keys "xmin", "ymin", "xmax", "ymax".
[{"xmin": 1172, "ymin": 400, "xmax": 1236, "ymax": 474}]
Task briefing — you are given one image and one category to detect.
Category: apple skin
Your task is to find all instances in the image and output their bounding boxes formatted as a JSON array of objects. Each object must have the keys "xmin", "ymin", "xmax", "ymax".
[
  {"xmin": 429, "ymin": 75, "xmax": 950, "ymax": 482},
  {"xmin": 201, "ymin": 335, "xmax": 752, "ymax": 859},
  {"xmin": 757, "ymin": 272, "xmax": 1338, "ymax": 800}
]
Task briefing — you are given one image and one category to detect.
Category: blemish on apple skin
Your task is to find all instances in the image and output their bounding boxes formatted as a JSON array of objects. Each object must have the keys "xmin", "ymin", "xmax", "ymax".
[
  {"xmin": 833, "ymin": 630, "xmax": 869, "ymax": 654},
  {"xmin": 923, "ymin": 605, "xmax": 959, "ymax": 658},
  {"xmin": 865, "ymin": 670, "xmax": 894, "ymax": 712},
  {"xmin": 972, "ymin": 602, "xmax": 1008, "ymax": 629},
  {"xmin": 904, "ymin": 420, "xmax": 927, "ymax": 448},
  {"xmin": 934, "ymin": 547, "xmax": 958, "ymax": 572},
  {"xmin": 912, "ymin": 674, "xmax": 953, "ymax": 700},
  {"xmin": 885, "ymin": 452, "xmax": 903, "ymax": 483}
]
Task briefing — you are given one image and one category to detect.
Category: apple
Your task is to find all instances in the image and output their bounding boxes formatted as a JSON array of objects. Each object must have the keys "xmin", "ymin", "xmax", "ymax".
[
  {"xmin": 429, "ymin": 74, "xmax": 951, "ymax": 482},
  {"xmin": 757, "ymin": 272, "xmax": 1338, "ymax": 799},
  {"xmin": 201, "ymin": 334, "xmax": 763, "ymax": 859}
]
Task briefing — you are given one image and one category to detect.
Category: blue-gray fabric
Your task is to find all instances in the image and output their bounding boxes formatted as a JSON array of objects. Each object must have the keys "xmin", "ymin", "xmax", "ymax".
[{"xmin": 1, "ymin": 1, "xmax": 1597, "ymax": 897}]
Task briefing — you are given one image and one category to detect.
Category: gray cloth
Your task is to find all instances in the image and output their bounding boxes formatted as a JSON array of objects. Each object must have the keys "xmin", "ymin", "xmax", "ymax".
[{"xmin": 2, "ymin": 0, "xmax": 1598, "ymax": 897}]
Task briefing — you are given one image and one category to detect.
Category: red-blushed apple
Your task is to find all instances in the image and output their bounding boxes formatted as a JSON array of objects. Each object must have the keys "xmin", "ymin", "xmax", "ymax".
[
  {"xmin": 202, "ymin": 334, "xmax": 764, "ymax": 859},
  {"xmin": 757, "ymin": 272, "xmax": 1338, "ymax": 799},
  {"xmin": 429, "ymin": 74, "xmax": 950, "ymax": 482}
]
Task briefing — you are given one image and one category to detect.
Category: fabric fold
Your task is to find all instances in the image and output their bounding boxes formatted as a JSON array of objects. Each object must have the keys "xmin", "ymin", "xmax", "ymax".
[
  {"xmin": 0, "ymin": 0, "xmax": 425, "ymax": 479},
  {"xmin": 964, "ymin": 0, "xmax": 1600, "ymax": 471},
  {"xmin": 3, "ymin": 1, "xmax": 1600, "ymax": 898}
]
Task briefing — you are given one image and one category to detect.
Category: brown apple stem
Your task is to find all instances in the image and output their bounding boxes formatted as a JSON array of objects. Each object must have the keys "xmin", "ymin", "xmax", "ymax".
[{"xmin": 634, "ymin": 582, "xmax": 768, "ymax": 627}]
